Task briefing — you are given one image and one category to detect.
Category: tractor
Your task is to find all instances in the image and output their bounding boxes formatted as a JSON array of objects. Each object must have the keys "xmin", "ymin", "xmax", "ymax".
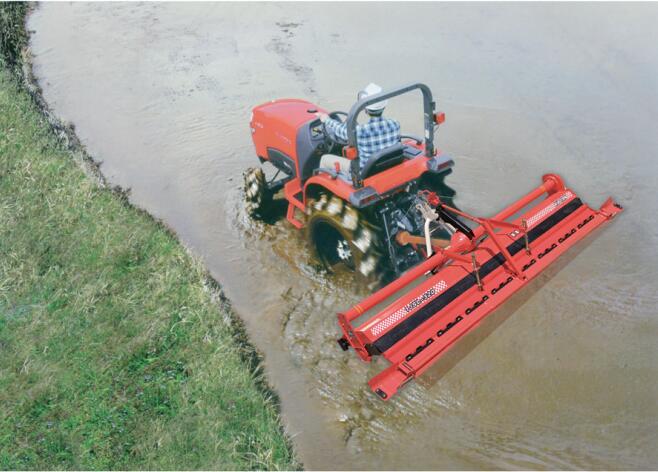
[
  {"xmin": 245, "ymin": 83, "xmax": 461, "ymax": 281},
  {"xmin": 245, "ymin": 82, "xmax": 624, "ymax": 400}
]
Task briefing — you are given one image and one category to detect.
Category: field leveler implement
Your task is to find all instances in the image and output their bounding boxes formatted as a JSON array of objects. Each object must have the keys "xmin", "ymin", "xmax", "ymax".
[{"xmin": 337, "ymin": 174, "xmax": 623, "ymax": 400}]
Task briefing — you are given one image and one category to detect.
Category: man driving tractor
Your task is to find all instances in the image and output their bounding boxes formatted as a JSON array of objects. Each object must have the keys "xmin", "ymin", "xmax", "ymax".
[
  {"xmin": 247, "ymin": 82, "xmax": 458, "ymax": 280},
  {"xmin": 317, "ymin": 83, "xmax": 401, "ymax": 174}
]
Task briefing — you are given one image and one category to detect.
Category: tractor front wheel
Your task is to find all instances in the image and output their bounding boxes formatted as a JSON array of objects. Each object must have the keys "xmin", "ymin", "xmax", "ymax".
[
  {"xmin": 307, "ymin": 194, "xmax": 384, "ymax": 281},
  {"xmin": 243, "ymin": 167, "xmax": 272, "ymax": 217}
]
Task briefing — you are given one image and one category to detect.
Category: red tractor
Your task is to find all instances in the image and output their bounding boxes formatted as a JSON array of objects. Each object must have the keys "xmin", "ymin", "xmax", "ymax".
[
  {"xmin": 246, "ymin": 82, "xmax": 624, "ymax": 400},
  {"xmin": 245, "ymin": 83, "xmax": 461, "ymax": 281}
]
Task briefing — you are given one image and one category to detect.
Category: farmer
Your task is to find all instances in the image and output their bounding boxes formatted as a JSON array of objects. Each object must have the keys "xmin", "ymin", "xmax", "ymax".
[{"xmin": 317, "ymin": 82, "xmax": 401, "ymax": 174}]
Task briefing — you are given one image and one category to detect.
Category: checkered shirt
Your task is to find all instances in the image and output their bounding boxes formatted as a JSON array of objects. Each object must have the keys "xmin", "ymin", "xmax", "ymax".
[{"xmin": 325, "ymin": 116, "xmax": 401, "ymax": 170}]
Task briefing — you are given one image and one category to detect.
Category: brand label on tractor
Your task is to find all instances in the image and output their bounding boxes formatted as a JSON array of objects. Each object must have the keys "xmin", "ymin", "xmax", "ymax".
[
  {"xmin": 275, "ymin": 131, "xmax": 291, "ymax": 145},
  {"xmin": 370, "ymin": 280, "xmax": 447, "ymax": 337}
]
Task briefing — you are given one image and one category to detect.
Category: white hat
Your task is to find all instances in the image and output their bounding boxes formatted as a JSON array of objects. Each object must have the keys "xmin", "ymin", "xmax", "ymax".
[{"xmin": 358, "ymin": 82, "xmax": 387, "ymax": 112}]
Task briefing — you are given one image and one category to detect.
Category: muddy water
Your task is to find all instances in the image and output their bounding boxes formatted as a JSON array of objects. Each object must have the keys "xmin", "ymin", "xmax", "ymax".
[{"xmin": 28, "ymin": 3, "xmax": 658, "ymax": 469}]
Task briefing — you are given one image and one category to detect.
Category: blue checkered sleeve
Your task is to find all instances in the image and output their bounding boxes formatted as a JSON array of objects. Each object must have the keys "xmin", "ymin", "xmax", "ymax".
[{"xmin": 324, "ymin": 118, "xmax": 349, "ymax": 142}]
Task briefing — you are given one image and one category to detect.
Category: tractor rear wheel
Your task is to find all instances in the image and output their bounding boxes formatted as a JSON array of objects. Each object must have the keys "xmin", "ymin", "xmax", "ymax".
[
  {"xmin": 306, "ymin": 194, "xmax": 385, "ymax": 281},
  {"xmin": 243, "ymin": 167, "xmax": 272, "ymax": 217}
]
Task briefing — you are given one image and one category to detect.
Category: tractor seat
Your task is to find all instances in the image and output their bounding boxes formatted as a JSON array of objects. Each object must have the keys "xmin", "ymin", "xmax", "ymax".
[
  {"xmin": 316, "ymin": 154, "xmax": 353, "ymax": 182},
  {"xmin": 360, "ymin": 143, "xmax": 405, "ymax": 179},
  {"xmin": 319, "ymin": 154, "xmax": 352, "ymax": 174},
  {"xmin": 318, "ymin": 143, "xmax": 408, "ymax": 181}
]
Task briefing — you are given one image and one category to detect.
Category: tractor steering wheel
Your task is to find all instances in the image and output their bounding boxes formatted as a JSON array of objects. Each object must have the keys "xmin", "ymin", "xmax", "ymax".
[{"xmin": 322, "ymin": 111, "xmax": 349, "ymax": 146}]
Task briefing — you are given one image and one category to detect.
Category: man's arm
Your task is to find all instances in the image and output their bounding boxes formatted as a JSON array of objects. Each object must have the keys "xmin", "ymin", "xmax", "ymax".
[{"xmin": 318, "ymin": 113, "xmax": 348, "ymax": 141}]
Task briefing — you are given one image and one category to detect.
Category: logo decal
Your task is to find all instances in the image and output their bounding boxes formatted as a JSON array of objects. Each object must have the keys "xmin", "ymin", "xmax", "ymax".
[
  {"xmin": 522, "ymin": 191, "xmax": 574, "ymax": 230},
  {"xmin": 370, "ymin": 280, "xmax": 447, "ymax": 337}
]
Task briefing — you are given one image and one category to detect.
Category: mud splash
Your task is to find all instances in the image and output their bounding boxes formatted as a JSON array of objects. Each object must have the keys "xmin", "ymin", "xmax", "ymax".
[{"xmin": 28, "ymin": 3, "xmax": 658, "ymax": 469}]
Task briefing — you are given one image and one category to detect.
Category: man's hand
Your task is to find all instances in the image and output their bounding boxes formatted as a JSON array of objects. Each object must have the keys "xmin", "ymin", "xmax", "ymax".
[{"xmin": 315, "ymin": 112, "xmax": 329, "ymax": 123}]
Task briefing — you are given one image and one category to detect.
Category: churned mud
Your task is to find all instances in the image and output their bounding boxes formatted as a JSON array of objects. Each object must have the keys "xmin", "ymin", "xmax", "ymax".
[{"xmin": 28, "ymin": 3, "xmax": 658, "ymax": 469}]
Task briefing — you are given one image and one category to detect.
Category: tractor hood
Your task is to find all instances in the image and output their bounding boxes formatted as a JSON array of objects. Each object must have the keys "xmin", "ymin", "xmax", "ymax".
[{"xmin": 250, "ymin": 99, "xmax": 323, "ymax": 159}]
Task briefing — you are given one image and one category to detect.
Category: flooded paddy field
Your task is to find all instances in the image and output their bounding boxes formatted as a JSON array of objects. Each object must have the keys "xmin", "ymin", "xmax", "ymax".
[{"xmin": 28, "ymin": 3, "xmax": 658, "ymax": 469}]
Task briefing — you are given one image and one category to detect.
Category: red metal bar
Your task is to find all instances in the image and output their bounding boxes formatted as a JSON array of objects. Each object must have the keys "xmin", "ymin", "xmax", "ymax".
[
  {"xmin": 340, "ymin": 253, "xmax": 447, "ymax": 322},
  {"xmin": 493, "ymin": 173, "xmax": 565, "ymax": 221}
]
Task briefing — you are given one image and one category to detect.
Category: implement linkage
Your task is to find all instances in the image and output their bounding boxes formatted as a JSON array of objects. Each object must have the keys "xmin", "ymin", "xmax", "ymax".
[{"xmin": 420, "ymin": 191, "xmax": 531, "ymax": 289}]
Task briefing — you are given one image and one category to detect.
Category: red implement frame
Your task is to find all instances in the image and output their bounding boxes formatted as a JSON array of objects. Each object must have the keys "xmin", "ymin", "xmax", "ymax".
[{"xmin": 337, "ymin": 174, "xmax": 623, "ymax": 400}]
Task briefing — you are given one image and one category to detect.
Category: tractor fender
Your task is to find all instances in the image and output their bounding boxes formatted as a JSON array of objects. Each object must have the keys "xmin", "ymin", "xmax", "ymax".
[{"xmin": 303, "ymin": 175, "xmax": 354, "ymax": 205}]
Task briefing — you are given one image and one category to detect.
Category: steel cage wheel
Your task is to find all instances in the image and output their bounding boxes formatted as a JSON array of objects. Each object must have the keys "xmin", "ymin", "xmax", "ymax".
[
  {"xmin": 306, "ymin": 194, "xmax": 384, "ymax": 281},
  {"xmin": 243, "ymin": 167, "xmax": 272, "ymax": 217}
]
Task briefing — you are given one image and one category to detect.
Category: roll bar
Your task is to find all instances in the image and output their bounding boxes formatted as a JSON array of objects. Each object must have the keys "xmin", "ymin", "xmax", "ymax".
[
  {"xmin": 345, "ymin": 82, "xmax": 437, "ymax": 187},
  {"xmin": 346, "ymin": 82, "xmax": 436, "ymax": 157}
]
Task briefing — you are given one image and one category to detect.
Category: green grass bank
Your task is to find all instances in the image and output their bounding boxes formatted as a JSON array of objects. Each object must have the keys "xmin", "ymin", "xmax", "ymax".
[{"xmin": 0, "ymin": 4, "xmax": 298, "ymax": 470}]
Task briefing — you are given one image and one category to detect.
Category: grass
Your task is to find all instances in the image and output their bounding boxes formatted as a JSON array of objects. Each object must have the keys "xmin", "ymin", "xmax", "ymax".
[
  {"xmin": 0, "ymin": 2, "xmax": 28, "ymax": 68},
  {"xmin": 0, "ymin": 60, "xmax": 298, "ymax": 470}
]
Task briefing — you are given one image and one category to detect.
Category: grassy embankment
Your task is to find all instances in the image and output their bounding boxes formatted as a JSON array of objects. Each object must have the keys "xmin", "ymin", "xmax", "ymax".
[{"xmin": 0, "ymin": 3, "xmax": 298, "ymax": 469}]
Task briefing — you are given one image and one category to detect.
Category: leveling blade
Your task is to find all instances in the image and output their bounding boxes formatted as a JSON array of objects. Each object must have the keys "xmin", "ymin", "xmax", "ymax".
[{"xmin": 337, "ymin": 174, "xmax": 623, "ymax": 400}]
